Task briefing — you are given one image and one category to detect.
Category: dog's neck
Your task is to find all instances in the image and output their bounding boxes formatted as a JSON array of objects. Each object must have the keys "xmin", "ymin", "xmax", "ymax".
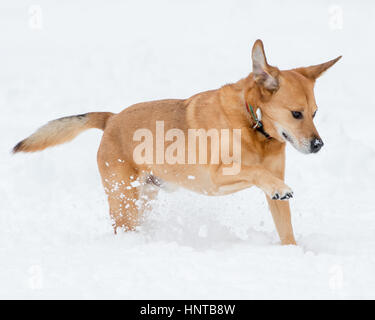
[{"xmin": 219, "ymin": 75, "xmax": 275, "ymax": 142}]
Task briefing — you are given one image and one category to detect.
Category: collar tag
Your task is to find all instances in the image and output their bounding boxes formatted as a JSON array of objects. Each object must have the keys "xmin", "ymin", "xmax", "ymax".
[{"xmin": 246, "ymin": 102, "xmax": 271, "ymax": 139}]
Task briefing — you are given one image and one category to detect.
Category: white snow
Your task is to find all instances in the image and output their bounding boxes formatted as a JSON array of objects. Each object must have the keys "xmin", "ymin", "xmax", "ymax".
[
  {"xmin": 130, "ymin": 181, "xmax": 141, "ymax": 188},
  {"xmin": 1, "ymin": 0, "xmax": 375, "ymax": 299}
]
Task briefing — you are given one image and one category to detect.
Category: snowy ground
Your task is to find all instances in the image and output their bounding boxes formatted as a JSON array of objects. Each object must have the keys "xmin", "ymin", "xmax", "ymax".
[{"xmin": 1, "ymin": 0, "xmax": 374, "ymax": 299}]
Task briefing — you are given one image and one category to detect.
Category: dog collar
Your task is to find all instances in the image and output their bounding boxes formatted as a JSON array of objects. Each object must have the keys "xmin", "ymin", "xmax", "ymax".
[{"xmin": 245, "ymin": 102, "xmax": 272, "ymax": 139}]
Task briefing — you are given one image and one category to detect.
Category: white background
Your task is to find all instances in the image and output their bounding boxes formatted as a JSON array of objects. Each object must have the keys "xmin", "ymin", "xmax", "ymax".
[{"xmin": 0, "ymin": 0, "xmax": 374, "ymax": 299}]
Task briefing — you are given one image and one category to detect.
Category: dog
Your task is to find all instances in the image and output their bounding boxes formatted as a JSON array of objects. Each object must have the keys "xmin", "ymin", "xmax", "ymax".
[{"xmin": 13, "ymin": 40, "xmax": 341, "ymax": 245}]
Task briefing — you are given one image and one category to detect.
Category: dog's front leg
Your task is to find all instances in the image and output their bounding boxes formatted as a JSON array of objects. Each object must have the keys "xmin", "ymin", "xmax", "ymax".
[
  {"xmin": 212, "ymin": 164, "xmax": 293, "ymax": 201},
  {"xmin": 211, "ymin": 164, "xmax": 296, "ymax": 245},
  {"xmin": 266, "ymin": 197, "xmax": 296, "ymax": 245},
  {"xmin": 262, "ymin": 147, "xmax": 296, "ymax": 245},
  {"xmin": 247, "ymin": 166, "xmax": 296, "ymax": 245}
]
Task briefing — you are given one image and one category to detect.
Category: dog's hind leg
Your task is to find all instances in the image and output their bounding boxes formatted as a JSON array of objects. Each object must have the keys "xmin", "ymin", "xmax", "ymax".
[
  {"xmin": 97, "ymin": 151, "xmax": 143, "ymax": 233},
  {"xmin": 138, "ymin": 174, "xmax": 160, "ymax": 216}
]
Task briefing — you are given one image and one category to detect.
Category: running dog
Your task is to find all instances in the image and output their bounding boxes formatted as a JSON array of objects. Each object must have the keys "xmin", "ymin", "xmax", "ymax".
[{"xmin": 13, "ymin": 40, "xmax": 341, "ymax": 245}]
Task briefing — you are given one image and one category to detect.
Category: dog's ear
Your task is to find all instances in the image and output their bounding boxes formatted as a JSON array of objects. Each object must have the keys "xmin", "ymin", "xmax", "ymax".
[
  {"xmin": 294, "ymin": 56, "xmax": 342, "ymax": 80},
  {"xmin": 251, "ymin": 39, "xmax": 279, "ymax": 92}
]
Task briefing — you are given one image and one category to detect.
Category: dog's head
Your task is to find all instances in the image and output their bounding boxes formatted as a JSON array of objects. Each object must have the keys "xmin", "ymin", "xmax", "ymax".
[{"xmin": 249, "ymin": 39, "xmax": 341, "ymax": 154}]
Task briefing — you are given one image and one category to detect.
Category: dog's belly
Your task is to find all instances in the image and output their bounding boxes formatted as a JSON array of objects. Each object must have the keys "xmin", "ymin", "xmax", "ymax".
[
  {"xmin": 146, "ymin": 173, "xmax": 251, "ymax": 196},
  {"xmin": 145, "ymin": 174, "xmax": 180, "ymax": 193},
  {"xmin": 212, "ymin": 181, "xmax": 252, "ymax": 195}
]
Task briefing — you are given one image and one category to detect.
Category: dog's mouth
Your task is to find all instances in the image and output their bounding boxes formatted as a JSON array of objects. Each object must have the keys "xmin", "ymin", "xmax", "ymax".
[
  {"xmin": 276, "ymin": 123, "xmax": 309, "ymax": 154},
  {"xmin": 282, "ymin": 131, "xmax": 292, "ymax": 143},
  {"xmin": 280, "ymin": 130, "xmax": 310, "ymax": 154}
]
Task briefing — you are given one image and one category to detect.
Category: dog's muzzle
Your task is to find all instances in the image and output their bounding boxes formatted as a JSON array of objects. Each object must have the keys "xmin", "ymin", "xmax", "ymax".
[{"xmin": 310, "ymin": 137, "xmax": 324, "ymax": 153}]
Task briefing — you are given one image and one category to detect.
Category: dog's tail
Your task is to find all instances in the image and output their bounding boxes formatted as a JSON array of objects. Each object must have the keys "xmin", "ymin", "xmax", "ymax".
[{"xmin": 13, "ymin": 112, "xmax": 114, "ymax": 153}]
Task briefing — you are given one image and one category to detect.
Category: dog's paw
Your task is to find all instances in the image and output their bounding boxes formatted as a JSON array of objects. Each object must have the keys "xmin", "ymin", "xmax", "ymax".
[
  {"xmin": 272, "ymin": 190, "xmax": 294, "ymax": 200},
  {"xmin": 267, "ymin": 182, "xmax": 294, "ymax": 201}
]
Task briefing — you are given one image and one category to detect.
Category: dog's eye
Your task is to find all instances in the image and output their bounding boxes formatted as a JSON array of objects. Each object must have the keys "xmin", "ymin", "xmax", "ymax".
[
  {"xmin": 291, "ymin": 111, "xmax": 303, "ymax": 119},
  {"xmin": 313, "ymin": 110, "xmax": 317, "ymax": 118}
]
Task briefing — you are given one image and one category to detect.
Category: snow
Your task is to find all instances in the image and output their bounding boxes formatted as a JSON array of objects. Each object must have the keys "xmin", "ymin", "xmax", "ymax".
[{"xmin": 1, "ymin": 0, "xmax": 374, "ymax": 299}]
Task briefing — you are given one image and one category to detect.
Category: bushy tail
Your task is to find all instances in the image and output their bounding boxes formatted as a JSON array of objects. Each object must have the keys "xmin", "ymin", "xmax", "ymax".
[{"xmin": 13, "ymin": 112, "xmax": 114, "ymax": 153}]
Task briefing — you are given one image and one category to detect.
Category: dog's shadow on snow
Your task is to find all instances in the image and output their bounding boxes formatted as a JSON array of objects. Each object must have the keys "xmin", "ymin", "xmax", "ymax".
[
  {"xmin": 137, "ymin": 215, "xmax": 340, "ymax": 254},
  {"xmin": 114, "ymin": 190, "xmax": 342, "ymax": 253},
  {"xmin": 133, "ymin": 190, "xmax": 279, "ymax": 250},
  {"xmin": 138, "ymin": 210, "xmax": 276, "ymax": 250}
]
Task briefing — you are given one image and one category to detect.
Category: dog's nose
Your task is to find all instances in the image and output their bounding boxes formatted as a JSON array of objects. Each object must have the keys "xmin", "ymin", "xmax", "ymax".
[{"xmin": 310, "ymin": 137, "xmax": 324, "ymax": 153}]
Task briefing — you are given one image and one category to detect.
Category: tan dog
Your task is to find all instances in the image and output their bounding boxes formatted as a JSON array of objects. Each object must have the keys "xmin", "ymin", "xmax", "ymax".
[{"xmin": 13, "ymin": 40, "xmax": 341, "ymax": 245}]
